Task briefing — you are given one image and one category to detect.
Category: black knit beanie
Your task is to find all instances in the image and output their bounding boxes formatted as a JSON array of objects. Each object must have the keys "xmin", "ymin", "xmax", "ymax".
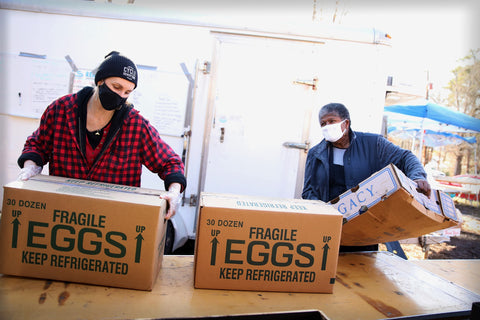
[{"xmin": 94, "ymin": 51, "xmax": 138, "ymax": 88}]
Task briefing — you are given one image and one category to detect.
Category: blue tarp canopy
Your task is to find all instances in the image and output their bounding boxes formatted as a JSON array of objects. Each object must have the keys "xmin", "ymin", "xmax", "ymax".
[
  {"xmin": 384, "ymin": 100, "xmax": 479, "ymax": 161},
  {"xmin": 387, "ymin": 127, "xmax": 477, "ymax": 147},
  {"xmin": 384, "ymin": 100, "xmax": 480, "ymax": 133}
]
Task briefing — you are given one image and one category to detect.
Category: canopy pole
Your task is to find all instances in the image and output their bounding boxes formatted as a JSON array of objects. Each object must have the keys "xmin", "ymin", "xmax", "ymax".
[
  {"xmin": 418, "ymin": 119, "xmax": 425, "ymax": 163},
  {"xmin": 475, "ymin": 144, "xmax": 478, "ymax": 175}
]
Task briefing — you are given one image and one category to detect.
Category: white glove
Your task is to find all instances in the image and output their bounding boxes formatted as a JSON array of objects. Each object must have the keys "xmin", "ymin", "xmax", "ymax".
[
  {"xmin": 18, "ymin": 161, "xmax": 42, "ymax": 181},
  {"xmin": 160, "ymin": 183, "xmax": 182, "ymax": 220}
]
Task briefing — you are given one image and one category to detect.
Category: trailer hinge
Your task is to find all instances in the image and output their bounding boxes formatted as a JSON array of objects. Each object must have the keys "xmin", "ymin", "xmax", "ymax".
[
  {"xmin": 200, "ymin": 61, "xmax": 211, "ymax": 74},
  {"xmin": 183, "ymin": 194, "xmax": 198, "ymax": 207}
]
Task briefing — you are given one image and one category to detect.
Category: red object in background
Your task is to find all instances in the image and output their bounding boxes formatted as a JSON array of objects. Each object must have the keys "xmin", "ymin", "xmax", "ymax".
[
  {"xmin": 455, "ymin": 175, "xmax": 480, "ymax": 201},
  {"xmin": 436, "ymin": 175, "xmax": 480, "ymax": 201}
]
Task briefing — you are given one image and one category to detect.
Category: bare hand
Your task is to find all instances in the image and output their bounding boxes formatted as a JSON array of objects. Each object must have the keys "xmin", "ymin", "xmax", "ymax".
[{"xmin": 414, "ymin": 179, "xmax": 432, "ymax": 197}]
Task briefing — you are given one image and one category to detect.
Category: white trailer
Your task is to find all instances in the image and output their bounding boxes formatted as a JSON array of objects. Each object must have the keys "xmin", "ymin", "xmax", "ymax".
[{"xmin": 0, "ymin": 1, "xmax": 391, "ymax": 252}]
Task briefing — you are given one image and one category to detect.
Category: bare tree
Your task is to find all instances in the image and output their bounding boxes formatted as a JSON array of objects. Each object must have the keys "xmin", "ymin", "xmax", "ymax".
[{"xmin": 446, "ymin": 49, "xmax": 480, "ymax": 175}]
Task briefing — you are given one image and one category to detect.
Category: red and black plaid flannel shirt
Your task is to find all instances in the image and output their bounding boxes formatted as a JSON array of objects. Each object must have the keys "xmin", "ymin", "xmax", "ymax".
[{"xmin": 19, "ymin": 88, "xmax": 186, "ymax": 191}]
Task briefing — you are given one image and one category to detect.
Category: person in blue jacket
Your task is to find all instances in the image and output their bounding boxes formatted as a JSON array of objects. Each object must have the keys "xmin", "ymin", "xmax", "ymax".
[{"xmin": 302, "ymin": 102, "xmax": 431, "ymax": 252}]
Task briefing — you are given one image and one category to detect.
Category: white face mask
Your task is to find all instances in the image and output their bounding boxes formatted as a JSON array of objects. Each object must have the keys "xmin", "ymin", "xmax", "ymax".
[{"xmin": 322, "ymin": 119, "xmax": 346, "ymax": 142}]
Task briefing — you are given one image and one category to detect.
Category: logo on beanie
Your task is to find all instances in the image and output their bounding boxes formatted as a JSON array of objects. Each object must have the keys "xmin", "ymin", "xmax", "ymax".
[{"xmin": 123, "ymin": 66, "xmax": 136, "ymax": 81}]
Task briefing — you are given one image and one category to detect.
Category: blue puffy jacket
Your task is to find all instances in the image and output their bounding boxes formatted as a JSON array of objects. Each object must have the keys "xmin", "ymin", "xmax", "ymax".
[{"xmin": 302, "ymin": 130, "xmax": 427, "ymax": 202}]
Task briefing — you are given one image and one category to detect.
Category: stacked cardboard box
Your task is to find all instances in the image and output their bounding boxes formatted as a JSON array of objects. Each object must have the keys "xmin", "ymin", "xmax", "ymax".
[
  {"xmin": 194, "ymin": 193, "xmax": 343, "ymax": 293},
  {"xmin": 0, "ymin": 175, "xmax": 167, "ymax": 290}
]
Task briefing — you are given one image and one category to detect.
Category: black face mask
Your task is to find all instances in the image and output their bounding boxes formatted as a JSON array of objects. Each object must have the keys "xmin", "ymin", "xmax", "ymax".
[{"xmin": 98, "ymin": 83, "xmax": 127, "ymax": 111}]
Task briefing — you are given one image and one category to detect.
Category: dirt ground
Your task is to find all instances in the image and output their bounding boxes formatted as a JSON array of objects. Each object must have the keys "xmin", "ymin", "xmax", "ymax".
[{"xmin": 379, "ymin": 201, "xmax": 480, "ymax": 260}]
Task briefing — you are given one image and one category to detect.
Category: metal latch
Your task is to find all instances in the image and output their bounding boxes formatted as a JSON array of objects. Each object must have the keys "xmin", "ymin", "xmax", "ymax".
[
  {"xmin": 282, "ymin": 141, "xmax": 310, "ymax": 153},
  {"xmin": 293, "ymin": 77, "xmax": 318, "ymax": 90}
]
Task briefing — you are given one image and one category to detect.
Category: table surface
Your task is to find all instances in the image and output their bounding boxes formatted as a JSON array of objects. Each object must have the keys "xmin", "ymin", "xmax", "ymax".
[
  {"xmin": 411, "ymin": 259, "xmax": 480, "ymax": 295},
  {"xmin": 1, "ymin": 252, "xmax": 479, "ymax": 320}
]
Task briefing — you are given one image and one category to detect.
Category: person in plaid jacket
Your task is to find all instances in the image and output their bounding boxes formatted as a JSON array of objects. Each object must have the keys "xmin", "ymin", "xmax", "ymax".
[{"xmin": 18, "ymin": 51, "xmax": 186, "ymax": 219}]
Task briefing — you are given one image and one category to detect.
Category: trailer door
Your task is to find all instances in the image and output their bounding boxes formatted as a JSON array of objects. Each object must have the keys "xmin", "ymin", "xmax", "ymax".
[{"xmin": 201, "ymin": 34, "xmax": 321, "ymax": 199}]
